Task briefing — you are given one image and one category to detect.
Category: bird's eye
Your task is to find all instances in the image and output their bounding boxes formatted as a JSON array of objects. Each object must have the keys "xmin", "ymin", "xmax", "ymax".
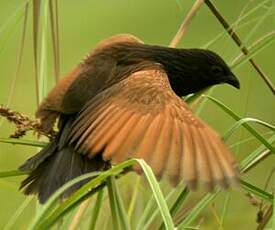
[{"xmin": 211, "ymin": 66, "xmax": 223, "ymax": 75}]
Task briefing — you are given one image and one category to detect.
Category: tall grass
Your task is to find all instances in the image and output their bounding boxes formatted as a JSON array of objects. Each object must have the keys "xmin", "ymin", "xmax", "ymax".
[{"xmin": 0, "ymin": 0, "xmax": 274, "ymax": 229}]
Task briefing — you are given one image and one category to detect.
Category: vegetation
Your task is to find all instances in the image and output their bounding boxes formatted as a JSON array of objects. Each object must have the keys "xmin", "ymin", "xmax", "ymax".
[{"xmin": 0, "ymin": 0, "xmax": 274, "ymax": 229}]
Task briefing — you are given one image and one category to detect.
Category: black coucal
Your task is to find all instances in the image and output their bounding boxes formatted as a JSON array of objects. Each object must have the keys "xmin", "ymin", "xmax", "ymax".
[{"xmin": 19, "ymin": 34, "xmax": 240, "ymax": 203}]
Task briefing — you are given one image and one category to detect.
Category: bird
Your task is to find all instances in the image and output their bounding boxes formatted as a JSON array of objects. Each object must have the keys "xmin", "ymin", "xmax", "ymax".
[{"xmin": 19, "ymin": 34, "xmax": 240, "ymax": 203}]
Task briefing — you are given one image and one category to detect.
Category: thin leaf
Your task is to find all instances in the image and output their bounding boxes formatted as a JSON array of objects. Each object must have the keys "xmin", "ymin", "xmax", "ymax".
[
  {"xmin": 273, "ymin": 190, "xmax": 275, "ymax": 230},
  {"xmin": 241, "ymin": 180, "xmax": 273, "ymax": 203},
  {"xmin": 177, "ymin": 191, "xmax": 219, "ymax": 229},
  {"xmin": 204, "ymin": 0, "xmax": 275, "ymax": 94},
  {"xmin": 219, "ymin": 193, "xmax": 231, "ymax": 230},
  {"xmin": 49, "ymin": 0, "xmax": 60, "ymax": 83},
  {"xmin": 230, "ymin": 2, "xmax": 273, "ymax": 64},
  {"xmin": 0, "ymin": 137, "xmax": 47, "ymax": 147},
  {"xmin": 3, "ymin": 197, "xmax": 33, "ymax": 230},
  {"xmin": 0, "ymin": 2, "xmax": 26, "ymax": 56},
  {"xmin": 159, "ymin": 187, "xmax": 189, "ymax": 230},
  {"xmin": 29, "ymin": 171, "xmax": 101, "ymax": 230},
  {"xmin": 223, "ymin": 117, "xmax": 275, "ymax": 141},
  {"xmin": 136, "ymin": 193, "xmax": 156, "ymax": 229},
  {"xmin": 68, "ymin": 199, "xmax": 90, "ymax": 230},
  {"xmin": 138, "ymin": 181, "xmax": 185, "ymax": 229},
  {"xmin": 111, "ymin": 177, "xmax": 131, "ymax": 230},
  {"xmin": 203, "ymin": 95, "xmax": 275, "ymax": 153},
  {"xmin": 240, "ymin": 135, "xmax": 275, "ymax": 172},
  {"xmin": 127, "ymin": 176, "xmax": 140, "ymax": 220},
  {"xmin": 5, "ymin": 2, "xmax": 29, "ymax": 110},
  {"xmin": 34, "ymin": 159, "xmax": 135, "ymax": 229},
  {"xmin": 231, "ymin": 31, "xmax": 275, "ymax": 70},
  {"xmin": 32, "ymin": 0, "xmax": 41, "ymax": 106},
  {"xmin": 39, "ymin": 0, "xmax": 49, "ymax": 100},
  {"xmin": 106, "ymin": 177, "xmax": 120, "ymax": 230},
  {"xmin": 136, "ymin": 159, "xmax": 175, "ymax": 230},
  {"xmin": 203, "ymin": 0, "xmax": 272, "ymax": 49},
  {"xmin": 0, "ymin": 170, "xmax": 28, "ymax": 178},
  {"xmin": 89, "ymin": 188, "xmax": 104, "ymax": 230}
]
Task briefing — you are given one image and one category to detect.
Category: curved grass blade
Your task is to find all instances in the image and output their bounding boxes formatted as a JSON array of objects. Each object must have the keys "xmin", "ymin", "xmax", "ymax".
[
  {"xmin": 204, "ymin": 0, "xmax": 275, "ymax": 94},
  {"xmin": 49, "ymin": 0, "xmax": 60, "ymax": 83},
  {"xmin": 177, "ymin": 191, "xmax": 219, "ymax": 229},
  {"xmin": 3, "ymin": 197, "xmax": 33, "ymax": 230},
  {"xmin": 231, "ymin": 30, "xmax": 275, "ymax": 70},
  {"xmin": 111, "ymin": 176, "xmax": 131, "ymax": 230},
  {"xmin": 135, "ymin": 159, "xmax": 175, "ymax": 230},
  {"xmin": 159, "ymin": 187, "xmax": 189, "ymax": 230},
  {"xmin": 241, "ymin": 180, "xmax": 273, "ymax": 203},
  {"xmin": 127, "ymin": 176, "xmax": 140, "ymax": 220},
  {"xmin": 106, "ymin": 177, "xmax": 120, "ymax": 230},
  {"xmin": 89, "ymin": 188, "xmax": 104, "ymax": 230},
  {"xmin": 33, "ymin": 159, "xmax": 135, "ymax": 229},
  {"xmin": 136, "ymin": 193, "xmax": 156, "ymax": 229},
  {"xmin": 0, "ymin": 137, "xmax": 47, "ymax": 147},
  {"xmin": 202, "ymin": 0, "xmax": 272, "ymax": 49},
  {"xmin": 223, "ymin": 117, "xmax": 275, "ymax": 141},
  {"xmin": 137, "ymin": 181, "xmax": 185, "ymax": 230},
  {"xmin": 203, "ymin": 95, "xmax": 275, "ymax": 153},
  {"xmin": 273, "ymin": 191, "xmax": 274, "ymax": 230},
  {"xmin": 218, "ymin": 193, "xmax": 231, "ymax": 230},
  {"xmin": 240, "ymin": 135, "xmax": 275, "ymax": 172},
  {"xmin": 29, "ymin": 171, "xmax": 101, "ymax": 230},
  {"xmin": 0, "ymin": 2, "xmax": 26, "ymax": 56}
]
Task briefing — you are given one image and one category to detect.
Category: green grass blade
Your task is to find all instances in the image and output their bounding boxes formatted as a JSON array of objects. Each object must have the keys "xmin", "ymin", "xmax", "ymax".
[
  {"xmin": 38, "ymin": 0, "xmax": 49, "ymax": 101},
  {"xmin": 159, "ymin": 187, "xmax": 189, "ymax": 230},
  {"xmin": 241, "ymin": 180, "xmax": 273, "ymax": 203},
  {"xmin": 136, "ymin": 194, "xmax": 156, "ymax": 229},
  {"xmin": 49, "ymin": 0, "xmax": 60, "ymax": 83},
  {"xmin": 177, "ymin": 191, "xmax": 219, "ymax": 229},
  {"xmin": 138, "ymin": 181, "xmax": 185, "ymax": 229},
  {"xmin": 203, "ymin": 95, "xmax": 275, "ymax": 153},
  {"xmin": 231, "ymin": 30, "xmax": 275, "ymax": 70},
  {"xmin": 127, "ymin": 176, "xmax": 140, "ymax": 220},
  {"xmin": 0, "ymin": 3, "xmax": 25, "ymax": 56},
  {"xmin": 111, "ymin": 177, "xmax": 131, "ymax": 230},
  {"xmin": 272, "ymin": 171, "xmax": 275, "ymax": 230},
  {"xmin": 34, "ymin": 159, "xmax": 135, "ymax": 229},
  {"xmin": 0, "ymin": 170, "xmax": 28, "ymax": 178},
  {"xmin": 176, "ymin": 180, "xmax": 273, "ymax": 229},
  {"xmin": 219, "ymin": 193, "xmax": 231, "ymax": 230},
  {"xmin": 3, "ymin": 197, "xmax": 33, "ymax": 230},
  {"xmin": 89, "ymin": 188, "xmax": 104, "ymax": 230},
  {"xmin": 230, "ymin": 3, "xmax": 273, "ymax": 63},
  {"xmin": 240, "ymin": 135, "xmax": 275, "ymax": 172},
  {"xmin": 106, "ymin": 177, "xmax": 120, "ymax": 230},
  {"xmin": 136, "ymin": 159, "xmax": 175, "ymax": 230},
  {"xmin": 0, "ymin": 137, "xmax": 47, "ymax": 147},
  {"xmin": 202, "ymin": 0, "xmax": 271, "ymax": 49},
  {"xmin": 32, "ymin": 0, "xmax": 41, "ymax": 106},
  {"xmin": 29, "ymin": 171, "xmax": 101, "ymax": 230},
  {"xmin": 223, "ymin": 117, "xmax": 275, "ymax": 141}
]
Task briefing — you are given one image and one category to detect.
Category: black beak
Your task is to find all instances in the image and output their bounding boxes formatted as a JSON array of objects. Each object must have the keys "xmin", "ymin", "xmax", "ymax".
[{"xmin": 225, "ymin": 74, "xmax": 240, "ymax": 89}]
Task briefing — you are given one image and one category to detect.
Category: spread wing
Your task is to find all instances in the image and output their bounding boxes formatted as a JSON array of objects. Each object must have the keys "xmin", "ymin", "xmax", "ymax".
[{"xmin": 68, "ymin": 68, "xmax": 239, "ymax": 190}]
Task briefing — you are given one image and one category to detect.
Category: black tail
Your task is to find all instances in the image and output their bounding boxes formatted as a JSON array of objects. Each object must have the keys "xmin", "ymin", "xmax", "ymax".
[{"xmin": 19, "ymin": 115, "xmax": 108, "ymax": 203}]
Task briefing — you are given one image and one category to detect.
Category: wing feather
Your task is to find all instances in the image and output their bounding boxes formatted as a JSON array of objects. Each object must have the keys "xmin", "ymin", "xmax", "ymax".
[{"xmin": 68, "ymin": 68, "xmax": 239, "ymax": 190}]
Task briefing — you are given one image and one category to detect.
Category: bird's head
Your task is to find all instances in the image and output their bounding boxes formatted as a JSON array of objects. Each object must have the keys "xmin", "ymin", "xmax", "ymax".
[{"xmin": 152, "ymin": 48, "xmax": 240, "ymax": 96}]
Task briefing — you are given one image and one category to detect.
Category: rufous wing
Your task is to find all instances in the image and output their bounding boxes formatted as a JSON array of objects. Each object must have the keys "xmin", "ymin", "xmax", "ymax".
[{"xmin": 68, "ymin": 68, "xmax": 239, "ymax": 190}]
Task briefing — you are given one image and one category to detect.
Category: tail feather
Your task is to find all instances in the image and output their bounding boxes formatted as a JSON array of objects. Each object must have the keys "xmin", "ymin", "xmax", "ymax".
[{"xmin": 19, "ymin": 116, "xmax": 108, "ymax": 203}]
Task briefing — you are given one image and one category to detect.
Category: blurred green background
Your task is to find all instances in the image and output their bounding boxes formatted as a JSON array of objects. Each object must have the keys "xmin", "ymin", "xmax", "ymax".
[{"xmin": 0, "ymin": 0, "xmax": 274, "ymax": 229}]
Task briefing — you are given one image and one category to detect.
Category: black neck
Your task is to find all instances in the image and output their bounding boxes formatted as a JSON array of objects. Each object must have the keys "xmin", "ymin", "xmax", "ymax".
[{"xmin": 102, "ymin": 43, "xmax": 212, "ymax": 96}]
